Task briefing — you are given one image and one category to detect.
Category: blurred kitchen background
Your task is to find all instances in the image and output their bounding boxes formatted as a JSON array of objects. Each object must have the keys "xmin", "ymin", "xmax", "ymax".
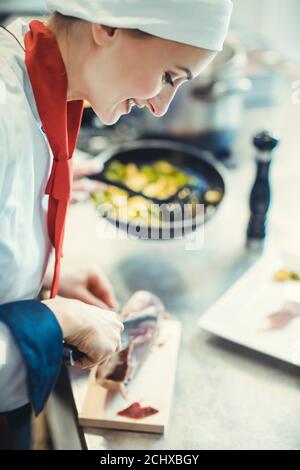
[
  {"xmin": 1, "ymin": 0, "xmax": 300, "ymax": 450},
  {"xmin": 1, "ymin": 0, "xmax": 299, "ymax": 164}
]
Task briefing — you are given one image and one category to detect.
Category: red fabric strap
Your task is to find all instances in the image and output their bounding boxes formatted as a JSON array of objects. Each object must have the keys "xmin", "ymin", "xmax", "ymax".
[{"xmin": 24, "ymin": 20, "xmax": 84, "ymax": 298}]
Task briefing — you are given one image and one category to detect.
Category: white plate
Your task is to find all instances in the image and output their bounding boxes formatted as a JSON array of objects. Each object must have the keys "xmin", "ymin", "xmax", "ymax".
[{"xmin": 199, "ymin": 251, "xmax": 300, "ymax": 366}]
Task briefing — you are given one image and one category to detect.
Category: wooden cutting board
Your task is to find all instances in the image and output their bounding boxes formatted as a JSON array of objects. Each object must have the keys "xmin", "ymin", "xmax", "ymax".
[{"xmin": 79, "ymin": 319, "xmax": 182, "ymax": 434}]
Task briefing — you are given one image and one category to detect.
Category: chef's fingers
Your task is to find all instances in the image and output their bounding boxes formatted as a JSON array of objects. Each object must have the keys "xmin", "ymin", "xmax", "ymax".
[
  {"xmin": 74, "ymin": 351, "xmax": 113, "ymax": 370},
  {"xmin": 72, "ymin": 178, "xmax": 105, "ymax": 193},
  {"xmin": 115, "ymin": 337, "xmax": 122, "ymax": 353},
  {"xmin": 73, "ymin": 158, "xmax": 103, "ymax": 179},
  {"xmin": 76, "ymin": 286, "xmax": 110, "ymax": 309},
  {"xmin": 74, "ymin": 356, "xmax": 97, "ymax": 370},
  {"xmin": 95, "ymin": 357, "xmax": 111, "ymax": 378},
  {"xmin": 87, "ymin": 269, "xmax": 119, "ymax": 309},
  {"xmin": 76, "ymin": 346, "xmax": 118, "ymax": 370},
  {"xmin": 71, "ymin": 191, "xmax": 90, "ymax": 204},
  {"xmin": 98, "ymin": 357, "xmax": 108, "ymax": 366}
]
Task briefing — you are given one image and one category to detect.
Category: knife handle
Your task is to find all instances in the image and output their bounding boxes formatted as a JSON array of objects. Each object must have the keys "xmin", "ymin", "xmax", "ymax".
[{"xmin": 62, "ymin": 344, "xmax": 86, "ymax": 367}]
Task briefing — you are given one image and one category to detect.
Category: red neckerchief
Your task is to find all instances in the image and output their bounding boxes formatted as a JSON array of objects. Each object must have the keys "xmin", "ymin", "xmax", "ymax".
[{"xmin": 24, "ymin": 20, "xmax": 84, "ymax": 298}]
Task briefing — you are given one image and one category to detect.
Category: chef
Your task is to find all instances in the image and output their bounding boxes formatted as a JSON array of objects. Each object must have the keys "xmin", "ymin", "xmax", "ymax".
[{"xmin": 0, "ymin": 0, "xmax": 233, "ymax": 449}]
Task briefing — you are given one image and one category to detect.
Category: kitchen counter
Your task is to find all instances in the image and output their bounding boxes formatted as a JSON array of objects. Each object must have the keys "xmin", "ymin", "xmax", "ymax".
[{"xmin": 47, "ymin": 84, "xmax": 300, "ymax": 450}]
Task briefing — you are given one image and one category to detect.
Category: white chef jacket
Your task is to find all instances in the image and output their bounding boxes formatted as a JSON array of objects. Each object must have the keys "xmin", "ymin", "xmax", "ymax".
[{"xmin": 0, "ymin": 19, "xmax": 53, "ymax": 412}]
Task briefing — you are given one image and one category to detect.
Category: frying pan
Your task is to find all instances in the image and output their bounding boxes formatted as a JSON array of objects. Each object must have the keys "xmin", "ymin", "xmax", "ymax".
[{"xmin": 89, "ymin": 139, "xmax": 226, "ymax": 240}]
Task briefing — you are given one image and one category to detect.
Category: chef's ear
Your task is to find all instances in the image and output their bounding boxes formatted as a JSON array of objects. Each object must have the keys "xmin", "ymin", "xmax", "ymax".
[{"xmin": 91, "ymin": 24, "xmax": 118, "ymax": 47}]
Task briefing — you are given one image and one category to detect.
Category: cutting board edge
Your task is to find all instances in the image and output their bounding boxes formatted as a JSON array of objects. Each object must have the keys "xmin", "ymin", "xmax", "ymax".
[
  {"xmin": 78, "ymin": 319, "xmax": 182, "ymax": 434},
  {"xmin": 78, "ymin": 416, "xmax": 164, "ymax": 434}
]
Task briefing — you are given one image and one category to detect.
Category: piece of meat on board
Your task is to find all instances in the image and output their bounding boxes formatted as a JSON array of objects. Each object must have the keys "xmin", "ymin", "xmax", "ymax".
[
  {"xmin": 121, "ymin": 290, "xmax": 167, "ymax": 320},
  {"xmin": 96, "ymin": 296, "xmax": 164, "ymax": 397},
  {"xmin": 117, "ymin": 402, "xmax": 159, "ymax": 419}
]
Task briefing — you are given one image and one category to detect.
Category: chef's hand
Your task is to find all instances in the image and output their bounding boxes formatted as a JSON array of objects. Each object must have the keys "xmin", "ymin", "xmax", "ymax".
[
  {"xmin": 72, "ymin": 152, "xmax": 105, "ymax": 202},
  {"xmin": 43, "ymin": 297, "xmax": 123, "ymax": 369},
  {"xmin": 55, "ymin": 265, "xmax": 118, "ymax": 310}
]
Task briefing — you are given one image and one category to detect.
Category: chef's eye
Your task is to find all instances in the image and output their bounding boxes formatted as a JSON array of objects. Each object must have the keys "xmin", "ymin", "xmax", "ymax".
[{"xmin": 162, "ymin": 72, "xmax": 175, "ymax": 88}]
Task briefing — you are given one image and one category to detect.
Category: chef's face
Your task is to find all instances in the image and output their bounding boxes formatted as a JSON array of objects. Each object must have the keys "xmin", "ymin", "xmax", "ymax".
[{"xmin": 84, "ymin": 25, "xmax": 216, "ymax": 125}]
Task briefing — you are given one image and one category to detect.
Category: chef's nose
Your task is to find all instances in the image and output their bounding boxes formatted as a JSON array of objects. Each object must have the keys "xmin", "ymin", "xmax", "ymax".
[{"xmin": 148, "ymin": 87, "xmax": 177, "ymax": 117}]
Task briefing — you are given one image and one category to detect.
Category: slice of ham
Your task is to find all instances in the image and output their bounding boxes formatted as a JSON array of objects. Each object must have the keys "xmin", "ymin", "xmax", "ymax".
[
  {"xmin": 96, "ymin": 291, "xmax": 166, "ymax": 397},
  {"xmin": 117, "ymin": 402, "xmax": 158, "ymax": 419},
  {"xmin": 262, "ymin": 301, "xmax": 300, "ymax": 331}
]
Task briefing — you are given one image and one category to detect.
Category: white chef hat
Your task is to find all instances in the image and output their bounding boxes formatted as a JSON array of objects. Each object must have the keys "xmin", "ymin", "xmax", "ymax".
[{"xmin": 46, "ymin": 0, "xmax": 233, "ymax": 51}]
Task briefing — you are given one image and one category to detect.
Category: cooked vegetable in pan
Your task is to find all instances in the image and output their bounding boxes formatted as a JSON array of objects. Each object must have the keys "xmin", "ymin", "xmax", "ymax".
[
  {"xmin": 273, "ymin": 269, "xmax": 300, "ymax": 282},
  {"xmin": 92, "ymin": 159, "xmax": 223, "ymax": 226}
]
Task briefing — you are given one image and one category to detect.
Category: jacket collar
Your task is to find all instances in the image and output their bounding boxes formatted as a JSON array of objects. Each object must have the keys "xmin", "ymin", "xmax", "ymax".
[
  {"xmin": 3, "ymin": 19, "xmax": 45, "ymax": 133},
  {"xmin": 6, "ymin": 18, "xmax": 29, "ymax": 47}
]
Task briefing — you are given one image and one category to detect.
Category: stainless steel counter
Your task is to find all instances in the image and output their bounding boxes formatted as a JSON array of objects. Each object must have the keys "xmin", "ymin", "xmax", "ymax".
[{"xmin": 47, "ymin": 84, "xmax": 300, "ymax": 450}]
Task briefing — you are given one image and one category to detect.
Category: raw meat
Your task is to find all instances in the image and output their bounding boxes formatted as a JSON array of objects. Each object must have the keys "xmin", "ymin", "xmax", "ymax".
[
  {"xmin": 121, "ymin": 290, "xmax": 167, "ymax": 319},
  {"xmin": 96, "ymin": 291, "xmax": 166, "ymax": 397},
  {"xmin": 117, "ymin": 402, "xmax": 158, "ymax": 419},
  {"xmin": 262, "ymin": 301, "xmax": 300, "ymax": 331}
]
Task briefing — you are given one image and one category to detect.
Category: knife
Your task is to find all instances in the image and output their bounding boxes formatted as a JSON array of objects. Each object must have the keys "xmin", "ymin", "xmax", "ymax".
[{"xmin": 62, "ymin": 313, "xmax": 158, "ymax": 366}]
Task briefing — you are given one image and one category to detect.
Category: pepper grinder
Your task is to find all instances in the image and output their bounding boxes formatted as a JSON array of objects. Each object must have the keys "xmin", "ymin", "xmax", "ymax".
[{"xmin": 246, "ymin": 130, "xmax": 280, "ymax": 250}]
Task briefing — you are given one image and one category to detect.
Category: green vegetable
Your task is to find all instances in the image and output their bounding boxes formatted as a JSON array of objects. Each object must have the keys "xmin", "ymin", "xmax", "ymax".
[{"xmin": 93, "ymin": 159, "xmax": 204, "ymax": 226}]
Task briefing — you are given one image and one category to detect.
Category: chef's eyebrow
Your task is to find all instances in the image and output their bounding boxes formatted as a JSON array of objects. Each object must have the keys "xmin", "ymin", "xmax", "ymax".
[{"xmin": 176, "ymin": 66, "xmax": 193, "ymax": 80}]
